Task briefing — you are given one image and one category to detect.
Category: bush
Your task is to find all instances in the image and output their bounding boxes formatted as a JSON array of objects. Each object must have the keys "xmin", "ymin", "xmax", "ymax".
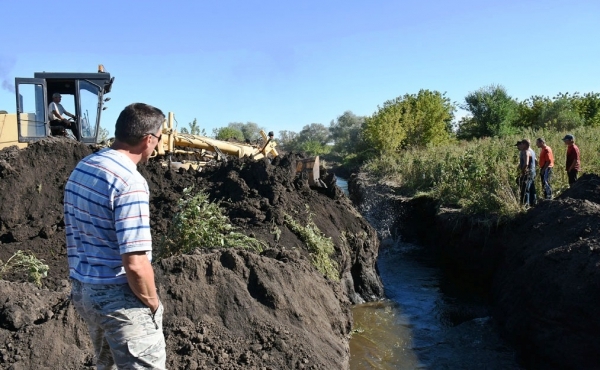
[
  {"xmin": 284, "ymin": 208, "xmax": 339, "ymax": 281},
  {"xmin": 363, "ymin": 127, "xmax": 600, "ymax": 219},
  {"xmin": 0, "ymin": 250, "xmax": 49, "ymax": 287},
  {"xmin": 157, "ymin": 187, "xmax": 265, "ymax": 260}
]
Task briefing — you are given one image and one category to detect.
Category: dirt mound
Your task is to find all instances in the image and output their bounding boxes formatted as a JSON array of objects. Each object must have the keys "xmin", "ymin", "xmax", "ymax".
[
  {"xmin": 493, "ymin": 174, "xmax": 600, "ymax": 369},
  {"xmin": 0, "ymin": 138, "xmax": 382, "ymax": 369}
]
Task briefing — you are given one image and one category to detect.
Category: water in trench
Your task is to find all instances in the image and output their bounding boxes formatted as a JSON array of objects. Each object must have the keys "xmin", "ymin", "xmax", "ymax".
[{"xmin": 338, "ymin": 177, "xmax": 521, "ymax": 369}]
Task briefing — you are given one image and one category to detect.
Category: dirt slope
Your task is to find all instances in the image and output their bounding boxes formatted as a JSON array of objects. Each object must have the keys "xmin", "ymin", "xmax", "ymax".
[
  {"xmin": 493, "ymin": 174, "xmax": 600, "ymax": 369},
  {"xmin": 0, "ymin": 138, "xmax": 382, "ymax": 369}
]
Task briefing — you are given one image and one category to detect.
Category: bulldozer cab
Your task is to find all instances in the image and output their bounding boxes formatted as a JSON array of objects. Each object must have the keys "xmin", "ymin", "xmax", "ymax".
[{"xmin": 14, "ymin": 69, "xmax": 113, "ymax": 144}]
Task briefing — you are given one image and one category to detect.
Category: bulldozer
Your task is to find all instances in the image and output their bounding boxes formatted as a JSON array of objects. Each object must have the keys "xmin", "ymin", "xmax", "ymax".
[
  {"xmin": 0, "ymin": 65, "xmax": 114, "ymax": 149},
  {"xmin": 0, "ymin": 66, "xmax": 321, "ymax": 186}
]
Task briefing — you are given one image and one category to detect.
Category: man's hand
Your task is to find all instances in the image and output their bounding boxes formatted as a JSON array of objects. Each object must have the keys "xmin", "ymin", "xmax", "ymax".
[{"xmin": 122, "ymin": 251, "xmax": 159, "ymax": 312}]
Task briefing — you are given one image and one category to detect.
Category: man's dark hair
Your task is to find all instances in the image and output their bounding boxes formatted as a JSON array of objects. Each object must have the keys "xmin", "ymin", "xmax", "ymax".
[
  {"xmin": 114, "ymin": 103, "xmax": 165, "ymax": 146},
  {"xmin": 536, "ymin": 137, "xmax": 545, "ymax": 144}
]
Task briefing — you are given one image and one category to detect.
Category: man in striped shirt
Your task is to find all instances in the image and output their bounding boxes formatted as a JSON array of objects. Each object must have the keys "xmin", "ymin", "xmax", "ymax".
[{"xmin": 64, "ymin": 103, "xmax": 166, "ymax": 369}]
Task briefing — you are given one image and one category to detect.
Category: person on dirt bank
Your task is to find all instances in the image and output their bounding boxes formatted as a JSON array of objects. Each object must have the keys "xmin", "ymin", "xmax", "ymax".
[
  {"xmin": 64, "ymin": 103, "xmax": 166, "ymax": 369},
  {"xmin": 563, "ymin": 134, "xmax": 580, "ymax": 187},
  {"xmin": 536, "ymin": 137, "xmax": 554, "ymax": 199},
  {"xmin": 48, "ymin": 93, "xmax": 77, "ymax": 137},
  {"xmin": 516, "ymin": 139, "xmax": 537, "ymax": 207}
]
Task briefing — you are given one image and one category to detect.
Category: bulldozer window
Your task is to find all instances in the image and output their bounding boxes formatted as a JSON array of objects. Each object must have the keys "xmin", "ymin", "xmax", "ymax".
[{"xmin": 78, "ymin": 81, "xmax": 100, "ymax": 140}]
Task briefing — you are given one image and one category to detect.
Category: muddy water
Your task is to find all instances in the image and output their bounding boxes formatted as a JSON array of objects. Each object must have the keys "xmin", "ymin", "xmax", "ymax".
[{"xmin": 338, "ymin": 178, "xmax": 521, "ymax": 369}]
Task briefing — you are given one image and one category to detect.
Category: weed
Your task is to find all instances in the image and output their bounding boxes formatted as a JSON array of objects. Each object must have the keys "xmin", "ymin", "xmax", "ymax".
[
  {"xmin": 270, "ymin": 219, "xmax": 282, "ymax": 243},
  {"xmin": 363, "ymin": 127, "xmax": 600, "ymax": 220},
  {"xmin": 157, "ymin": 187, "xmax": 265, "ymax": 260},
  {"xmin": 0, "ymin": 250, "xmax": 49, "ymax": 287},
  {"xmin": 284, "ymin": 208, "xmax": 339, "ymax": 281}
]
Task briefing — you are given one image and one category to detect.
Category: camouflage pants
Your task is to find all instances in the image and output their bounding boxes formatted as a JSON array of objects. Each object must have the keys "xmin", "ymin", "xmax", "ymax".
[{"xmin": 71, "ymin": 280, "xmax": 166, "ymax": 369}]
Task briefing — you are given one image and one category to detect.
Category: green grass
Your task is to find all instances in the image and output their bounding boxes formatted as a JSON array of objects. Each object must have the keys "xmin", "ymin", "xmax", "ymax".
[
  {"xmin": 156, "ymin": 187, "xmax": 265, "ymax": 260},
  {"xmin": 284, "ymin": 207, "xmax": 339, "ymax": 281},
  {"xmin": 363, "ymin": 127, "xmax": 600, "ymax": 219}
]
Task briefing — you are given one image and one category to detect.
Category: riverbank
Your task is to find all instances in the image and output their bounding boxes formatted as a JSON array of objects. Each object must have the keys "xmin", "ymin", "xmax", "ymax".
[{"xmin": 349, "ymin": 171, "xmax": 600, "ymax": 369}]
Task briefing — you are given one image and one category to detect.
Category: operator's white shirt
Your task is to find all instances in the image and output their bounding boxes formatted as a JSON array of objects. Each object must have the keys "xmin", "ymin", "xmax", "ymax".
[{"xmin": 48, "ymin": 102, "xmax": 66, "ymax": 120}]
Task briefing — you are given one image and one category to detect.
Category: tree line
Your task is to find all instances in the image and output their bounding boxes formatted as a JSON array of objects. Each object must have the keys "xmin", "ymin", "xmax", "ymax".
[{"xmin": 181, "ymin": 85, "xmax": 600, "ymax": 167}]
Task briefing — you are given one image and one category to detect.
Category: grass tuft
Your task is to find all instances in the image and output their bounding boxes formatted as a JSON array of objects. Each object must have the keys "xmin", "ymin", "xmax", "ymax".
[
  {"xmin": 284, "ymin": 207, "xmax": 339, "ymax": 281},
  {"xmin": 157, "ymin": 187, "xmax": 265, "ymax": 260}
]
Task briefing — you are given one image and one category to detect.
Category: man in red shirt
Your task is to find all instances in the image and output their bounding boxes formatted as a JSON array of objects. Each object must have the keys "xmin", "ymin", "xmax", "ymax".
[
  {"xmin": 536, "ymin": 138, "xmax": 554, "ymax": 199},
  {"xmin": 562, "ymin": 134, "xmax": 580, "ymax": 186}
]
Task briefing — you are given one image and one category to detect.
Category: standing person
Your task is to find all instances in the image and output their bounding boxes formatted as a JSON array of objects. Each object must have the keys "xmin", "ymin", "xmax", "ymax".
[
  {"xmin": 64, "ymin": 103, "xmax": 166, "ymax": 369},
  {"xmin": 523, "ymin": 139, "xmax": 538, "ymax": 206},
  {"xmin": 562, "ymin": 134, "xmax": 580, "ymax": 186},
  {"xmin": 536, "ymin": 138, "xmax": 554, "ymax": 199}
]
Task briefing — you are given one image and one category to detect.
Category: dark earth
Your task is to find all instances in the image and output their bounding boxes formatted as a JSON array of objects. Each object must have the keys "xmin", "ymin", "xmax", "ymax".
[
  {"xmin": 1, "ymin": 137, "xmax": 599, "ymax": 369},
  {"xmin": 0, "ymin": 138, "xmax": 383, "ymax": 369}
]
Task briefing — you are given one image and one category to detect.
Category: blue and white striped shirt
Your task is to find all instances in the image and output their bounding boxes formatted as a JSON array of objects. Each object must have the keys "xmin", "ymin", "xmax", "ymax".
[{"xmin": 64, "ymin": 148, "xmax": 152, "ymax": 284}]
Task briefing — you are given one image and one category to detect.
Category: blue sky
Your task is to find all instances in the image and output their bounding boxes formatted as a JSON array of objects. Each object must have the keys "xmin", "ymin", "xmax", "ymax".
[{"xmin": 1, "ymin": 0, "xmax": 599, "ymax": 136}]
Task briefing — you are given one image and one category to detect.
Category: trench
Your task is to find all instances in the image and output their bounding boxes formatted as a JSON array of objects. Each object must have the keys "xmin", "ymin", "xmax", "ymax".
[{"xmin": 337, "ymin": 178, "xmax": 522, "ymax": 369}]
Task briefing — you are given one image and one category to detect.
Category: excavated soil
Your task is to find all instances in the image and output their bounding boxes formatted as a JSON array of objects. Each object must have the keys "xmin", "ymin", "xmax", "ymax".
[{"xmin": 0, "ymin": 138, "xmax": 382, "ymax": 369}]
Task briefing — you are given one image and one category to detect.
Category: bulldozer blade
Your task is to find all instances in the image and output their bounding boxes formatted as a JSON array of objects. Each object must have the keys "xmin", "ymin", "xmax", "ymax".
[{"xmin": 296, "ymin": 156, "xmax": 321, "ymax": 187}]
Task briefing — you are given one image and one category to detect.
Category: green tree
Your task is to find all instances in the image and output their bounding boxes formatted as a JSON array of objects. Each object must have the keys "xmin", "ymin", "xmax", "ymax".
[
  {"xmin": 180, "ymin": 118, "xmax": 203, "ymax": 135},
  {"xmin": 297, "ymin": 123, "xmax": 330, "ymax": 145},
  {"xmin": 516, "ymin": 94, "xmax": 584, "ymax": 131},
  {"xmin": 401, "ymin": 90, "xmax": 454, "ymax": 147},
  {"xmin": 363, "ymin": 97, "xmax": 406, "ymax": 155},
  {"xmin": 277, "ymin": 130, "xmax": 299, "ymax": 151},
  {"xmin": 329, "ymin": 111, "xmax": 365, "ymax": 156},
  {"xmin": 458, "ymin": 85, "xmax": 518, "ymax": 139},
  {"xmin": 363, "ymin": 89, "xmax": 455, "ymax": 156},
  {"xmin": 572, "ymin": 92, "xmax": 600, "ymax": 127},
  {"xmin": 215, "ymin": 126, "xmax": 244, "ymax": 141},
  {"xmin": 228, "ymin": 122, "xmax": 264, "ymax": 142},
  {"xmin": 300, "ymin": 140, "xmax": 332, "ymax": 156}
]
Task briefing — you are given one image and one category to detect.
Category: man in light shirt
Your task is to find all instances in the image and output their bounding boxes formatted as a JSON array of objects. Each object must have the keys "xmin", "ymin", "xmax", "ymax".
[
  {"xmin": 48, "ymin": 93, "xmax": 76, "ymax": 136},
  {"xmin": 65, "ymin": 103, "xmax": 166, "ymax": 369}
]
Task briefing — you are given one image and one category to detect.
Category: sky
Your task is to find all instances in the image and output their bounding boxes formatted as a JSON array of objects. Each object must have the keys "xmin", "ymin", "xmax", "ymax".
[{"xmin": 1, "ymin": 0, "xmax": 599, "ymax": 136}]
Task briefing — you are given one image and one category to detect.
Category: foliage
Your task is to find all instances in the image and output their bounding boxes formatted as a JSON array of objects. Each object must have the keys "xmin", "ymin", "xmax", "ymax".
[
  {"xmin": 329, "ymin": 111, "xmax": 366, "ymax": 156},
  {"xmin": 157, "ymin": 188, "xmax": 265, "ymax": 260},
  {"xmin": 97, "ymin": 127, "xmax": 110, "ymax": 143},
  {"xmin": 299, "ymin": 140, "xmax": 332, "ymax": 156},
  {"xmin": 228, "ymin": 122, "xmax": 264, "ymax": 142},
  {"xmin": 0, "ymin": 250, "xmax": 49, "ymax": 287},
  {"xmin": 215, "ymin": 126, "xmax": 245, "ymax": 141},
  {"xmin": 458, "ymin": 84, "xmax": 518, "ymax": 139},
  {"xmin": 180, "ymin": 118, "xmax": 205, "ymax": 135},
  {"xmin": 516, "ymin": 95, "xmax": 583, "ymax": 131},
  {"xmin": 279, "ymin": 123, "xmax": 331, "ymax": 156},
  {"xmin": 284, "ymin": 208, "xmax": 339, "ymax": 281},
  {"xmin": 363, "ymin": 89, "xmax": 455, "ymax": 157},
  {"xmin": 363, "ymin": 126, "xmax": 600, "ymax": 219},
  {"xmin": 277, "ymin": 130, "xmax": 299, "ymax": 150}
]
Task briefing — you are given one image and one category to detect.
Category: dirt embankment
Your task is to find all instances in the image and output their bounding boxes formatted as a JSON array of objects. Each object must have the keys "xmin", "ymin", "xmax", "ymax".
[
  {"xmin": 350, "ymin": 172, "xmax": 600, "ymax": 369},
  {"xmin": 0, "ymin": 138, "xmax": 383, "ymax": 369}
]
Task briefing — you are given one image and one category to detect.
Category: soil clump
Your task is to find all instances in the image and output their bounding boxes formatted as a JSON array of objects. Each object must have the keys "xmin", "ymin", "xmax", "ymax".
[{"xmin": 0, "ymin": 138, "xmax": 383, "ymax": 369}]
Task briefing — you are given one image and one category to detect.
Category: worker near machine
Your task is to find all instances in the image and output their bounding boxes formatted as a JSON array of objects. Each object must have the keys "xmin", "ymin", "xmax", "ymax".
[
  {"xmin": 64, "ymin": 103, "xmax": 166, "ymax": 369},
  {"xmin": 536, "ymin": 137, "xmax": 554, "ymax": 199},
  {"xmin": 48, "ymin": 93, "xmax": 78, "ymax": 137},
  {"xmin": 563, "ymin": 134, "xmax": 580, "ymax": 186}
]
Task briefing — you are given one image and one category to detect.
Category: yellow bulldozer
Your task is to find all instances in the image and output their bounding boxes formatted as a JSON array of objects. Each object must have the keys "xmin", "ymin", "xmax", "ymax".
[{"xmin": 0, "ymin": 66, "xmax": 322, "ymax": 186}]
